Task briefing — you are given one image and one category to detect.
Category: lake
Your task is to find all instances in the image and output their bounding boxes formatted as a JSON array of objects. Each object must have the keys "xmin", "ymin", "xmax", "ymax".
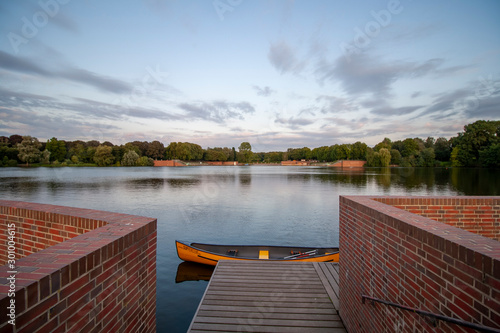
[{"xmin": 0, "ymin": 166, "xmax": 499, "ymax": 332}]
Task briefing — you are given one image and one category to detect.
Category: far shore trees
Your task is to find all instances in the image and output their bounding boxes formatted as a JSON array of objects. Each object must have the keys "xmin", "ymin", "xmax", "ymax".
[
  {"xmin": 46, "ymin": 137, "xmax": 67, "ymax": 162},
  {"xmin": 93, "ymin": 145, "xmax": 114, "ymax": 167},
  {"xmin": 1, "ymin": 120, "xmax": 498, "ymax": 168},
  {"xmin": 17, "ymin": 136, "xmax": 42, "ymax": 166},
  {"xmin": 238, "ymin": 142, "xmax": 253, "ymax": 163}
]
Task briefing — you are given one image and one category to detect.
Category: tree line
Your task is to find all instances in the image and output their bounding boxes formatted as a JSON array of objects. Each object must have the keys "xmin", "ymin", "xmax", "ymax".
[{"xmin": 0, "ymin": 120, "xmax": 498, "ymax": 168}]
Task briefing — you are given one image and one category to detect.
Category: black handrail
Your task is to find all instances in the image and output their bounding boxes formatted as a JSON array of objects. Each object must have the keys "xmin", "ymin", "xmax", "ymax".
[{"xmin": 361, "ymin": 295, "xmax": 500, "ymax": 333}]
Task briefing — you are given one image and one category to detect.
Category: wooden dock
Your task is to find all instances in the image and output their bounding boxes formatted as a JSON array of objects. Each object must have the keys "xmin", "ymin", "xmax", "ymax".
[{"xmin": 188, "ymin": 261, "xmax": 345, "ymax": 332}]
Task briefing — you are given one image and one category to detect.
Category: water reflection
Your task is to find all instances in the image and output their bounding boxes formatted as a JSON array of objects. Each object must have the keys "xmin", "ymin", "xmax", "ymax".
[
  {"xmin": 166, "ymin": 178, "xmax": 201, "ymax": 188},
  {"xmin": 175, "ymin": 262, "xmax": 214, "ymax": 283},
  {"xmin": 450, "ymin": 168, "xmax": 500, "ymax": 195},
  {"xmin": 239, "ymin": 173, "xmax": 251, "ymax": 186},
  {"xmin": 1, "ymin": 167, "xmax": 499, "ymax": 200}
]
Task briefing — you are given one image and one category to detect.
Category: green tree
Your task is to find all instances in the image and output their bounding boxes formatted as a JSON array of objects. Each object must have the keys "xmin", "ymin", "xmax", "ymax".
[
  {"xmin": 40, "ymin": 149, "xmax": 51, "ymax": 164},
  {"xmin": 17, "ymin": 136, "xmax": 42, "ymax": 165},
  {"xmin": 0, "ymin": 142, "xmax": 19, "ymax": 163},
  {"xmin": 365, "ymin": 148, "xmax": 378, "ymax": 166},
  {"xmin": 453, "ymin": 120, "xmax": 500, "ymax": 167},
  {"xmin": 45, "ymin": 137, "xmax": 67, "ymax": 162},
  {"xmin": 374, "ymin": 138, "xmax": 392, "ymax": 152},
  {"xmin": 312, "ymin": 146, "xmax": 329, "ymax": 161},
  {"xmin": 122, "ymin": 150, "xmax": 140, "ymax": 166},
  {"xmin": 231, "ymin": 147, "xmax": 237, "ymax": 161},
  {"xmin": 238, "ymin": 142, "xmax": 253, "ymax": 163},
  {"xmin": 401, "ymin": 138, "xmax": 419, "ymax": 158},
  {"xmin": 424, "ymin": 137, "xmax": 435, "ymax": 149},
  {"xmin": 351, "ymin": 142, "xmax": 368, "ymax": 160},
  {"xmin": 450, "ymin": 147, "xmax": 462, "ymax": 167},
  {"xmin": 379, "ymin": 148, "xmax": 391, "ymax": 167},
  {"xmin": 204, "ymin": 148, "xmax": 228, "ymax": 161},
  {"xmin": 136, "ymin": 156, "xmax": 154, "ymax": 166},
  {"xmin": 390, "ymin": 149, "xmax": 402, "ymax": 165},
  {"xmin": 420, "ymin": 148, "xmax": 436, "ymax": 167},
  {"xmin": 146, "ymin": 141, "xmax": 165, "ymax": 160},
  {"xmin": 479, "ymin": 143, "xmax": 500, "ymax": 168},
  {"xmin": 337, "ymin": 144, "xmax": 351, "ymax": 160},
  {"xmin": 166, "ymin": 142, "xmax": 203, "ymax": 160},
  {"xmin": 93, "ymin": 145, "xmax": 115, "ymax": 166},
  {"xmin": 434, "ymin": 137, "xmax": 452, "ymax": 161}
]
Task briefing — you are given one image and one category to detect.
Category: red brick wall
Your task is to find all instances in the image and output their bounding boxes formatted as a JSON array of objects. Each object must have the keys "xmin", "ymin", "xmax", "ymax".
[
  {"xmin": 281, "ymin": 160, "xmax": 310, "ymax": 166},
  {"xmin": 339, "ymin": 196, "xmax": 500, "ymax": 333},
  {"xmin": 330, "ymin": 160, "xmax": 366, "ymax": 168},
  {"xmin": 0, "ymin": 213, "xmax": 106, "ymax": 265},
  {"xmin": 0, "ymin": 201, "xmax": 156, "ymax": 333},
  {"xmin": 374, "ymin": 197, "xmax": 500, "ymax": 241},
  {"xmin": 154, "ymin": 160, "xmax": 186, "ymax": 167}
]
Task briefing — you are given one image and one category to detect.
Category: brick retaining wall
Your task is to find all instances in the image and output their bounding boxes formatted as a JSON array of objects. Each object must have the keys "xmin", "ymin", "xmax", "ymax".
[
  {"xmin": 154, "ymin": 160, "xmax": 186, "ymax": 167},
  {"xmin": 0, "ymin": 201, "xmax": 156, "ymax": 332},
  {"xmin": 375, "ymin": 197, "xmax": 500, "ymax": 241},
  {"xmin": 339, "ymin": 196, "xmax": 500, "ymax": 332},
  {"xmin": 331, "ymin": 160, "xmax": 366, "ymax": 168}
]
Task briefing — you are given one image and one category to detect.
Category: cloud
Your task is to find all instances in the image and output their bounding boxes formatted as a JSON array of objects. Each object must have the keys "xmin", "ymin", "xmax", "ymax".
[
  {"xmin": 274, "ymin": 115, "xmax": 314, "ymax": 130},
  {"xmin": 60, "ymin": 68, "xmax": 132, "ymax": 94},
  {"xmin": 322, "ymin": 117, "xmax": 367, "ymax": 131},
  {"xmin": 253, "ymin": 85, "xmax": 275, "ymax": 97},
  {"xmin": 316, "ymin": 53, "xmax": 406, "ymax": 97},
  {"xmin": 0, "ymin": 51, "xmax": 132, "ymax": 94},
  {"xmin": 371, "ymin": 105, "xmax": 423, "ymax": 116},
  {"xmin": 268, "ymin": 41, "xmax": 305, "ymax": 75},
  {"xmin": 316, "ymin": 52, "xmax": 472, "ymax": 98},
  {"xmin": 0, "ymin": 87, "xmax": 180, "ymax": 123},
  {"xmin": 178, "ymin": 101, "xmax": 255, "ymax": 123},
  {"xmin": 0, "ymin": 106, "xmax": 120, "ymax": 140},
  {"xmin": 72, "ymin": 98, "xmax": 180, "ymax": 121},
  {"xmin": 464, "ymin": 94, "xmax": 500, "ymax": 119},
  {"xmin": 316, "ymin": 95, "xmax": 359, "ymax": 114},
  {"xmin": 0, "ymin": 50, "xmax": 51, "ymax": 76},
  {"xmin": 0, "ymin": 88, "xmax": 58, "ymax": 109},
  {"xmin": 414, "ymin": 88, "xmax": 469, "ymax": 119}
]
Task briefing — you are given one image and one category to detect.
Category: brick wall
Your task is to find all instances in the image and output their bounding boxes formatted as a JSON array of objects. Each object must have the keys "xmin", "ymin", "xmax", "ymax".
[
  {"xmin": 330, "ymin": 160, "xmax": 366, "ymax": 168},
  {"xmin": 0, "ymin": 213, "xmax": 106, "ymax": 266},
  {"xmin": 339, "ymin": 196, "xmax": 500, "ymax": 333},
  {"xmin": 153, "ymin": 160, "xmax": 186, "ymax": 167},
  {"xmin": 281, "ymin": 160, "xmax": 310, "ymax": 166},
  {"xmin": 0, "ymin": 200, "xmax": 156, "ymax": 333},
  {"xmin": 374, "ymin": 197, "xmax": 500, "ymax": 241}
]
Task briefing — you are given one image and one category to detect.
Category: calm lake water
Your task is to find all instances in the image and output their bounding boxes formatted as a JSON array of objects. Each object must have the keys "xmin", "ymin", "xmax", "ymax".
[{"xmin": 0, "ymin": 166, "xmax": 499, "ymax": 332}]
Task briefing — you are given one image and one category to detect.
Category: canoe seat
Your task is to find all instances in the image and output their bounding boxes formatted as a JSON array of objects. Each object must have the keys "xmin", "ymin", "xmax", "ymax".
[{"xmin": 259, "ymin": 250, "xmax": 269, "ymax": 259}]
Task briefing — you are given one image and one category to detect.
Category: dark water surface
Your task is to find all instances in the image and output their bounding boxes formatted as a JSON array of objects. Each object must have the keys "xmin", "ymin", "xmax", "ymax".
[{"xmin": 0, "ymin": 166, "xmax": 498, "ymax": 332}]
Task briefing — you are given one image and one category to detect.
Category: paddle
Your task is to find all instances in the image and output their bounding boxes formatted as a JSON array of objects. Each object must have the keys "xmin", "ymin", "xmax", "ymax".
[{"xmin": 283, "ymin": 249, "xmax": 318, "ymax": 259}]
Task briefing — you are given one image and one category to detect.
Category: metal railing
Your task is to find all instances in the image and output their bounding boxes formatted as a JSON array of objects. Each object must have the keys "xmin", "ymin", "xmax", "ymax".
[{"xmin": 361, "ymin": 295, "xmax": 500, "ymax": 333}]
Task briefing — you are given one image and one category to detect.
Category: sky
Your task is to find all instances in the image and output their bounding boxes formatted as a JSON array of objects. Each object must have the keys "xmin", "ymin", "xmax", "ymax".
[{"xmin": 0, "ymin": 0, "xmax": 499, "ymax": 152}]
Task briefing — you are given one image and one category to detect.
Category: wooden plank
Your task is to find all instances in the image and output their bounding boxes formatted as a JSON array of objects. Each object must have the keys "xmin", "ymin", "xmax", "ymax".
[
  {"xmin": 197, "ymin": 310, "xmax": 341, "ymax": 321},
  {"xmin": 190, "ymin": 323, "xmax": 347, "ymax": 333},
  {"xmin": 193, "ymin": 316, "xmax": 345, "ymax": 328},
  {"xmin": 205, "ymin": 290, "xmax": 330, "ymax": 298},
  {"xmin": 188, "ymin": 261, "xmax": 346, "ymax": 332},
  {"xmin": 200, "ymin": 299, "xmax": 336, "ymax": 309},
  {"xmin": 314, "ymin": 262, "xmax": 340, "ymax": 311},
  {"xmin": 198, "ymin": 304, "xmax": 337, "ymax": 315}
]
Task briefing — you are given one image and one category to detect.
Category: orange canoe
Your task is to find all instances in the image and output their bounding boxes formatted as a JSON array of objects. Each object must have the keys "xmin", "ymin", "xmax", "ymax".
[{"xmin": 176, "ymin": 240, "xmax": 339, "ymax": 266}]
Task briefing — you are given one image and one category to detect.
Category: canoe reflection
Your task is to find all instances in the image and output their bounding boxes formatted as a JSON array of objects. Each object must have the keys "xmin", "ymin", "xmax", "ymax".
[{"xmin": 175, "ymin": 261, "xmax": 215, "ymax": 283}]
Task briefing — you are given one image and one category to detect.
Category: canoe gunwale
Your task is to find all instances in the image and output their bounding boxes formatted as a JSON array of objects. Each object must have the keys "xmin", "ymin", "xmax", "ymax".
[{"xmin": 176, "ymin": 240, "xmax": 339, "ymax": 262}]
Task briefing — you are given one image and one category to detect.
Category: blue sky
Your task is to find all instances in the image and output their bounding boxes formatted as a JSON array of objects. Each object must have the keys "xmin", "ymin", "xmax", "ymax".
[{"xmin": 1, "ymin": 0, "xmax": 499, "ymax": 151}]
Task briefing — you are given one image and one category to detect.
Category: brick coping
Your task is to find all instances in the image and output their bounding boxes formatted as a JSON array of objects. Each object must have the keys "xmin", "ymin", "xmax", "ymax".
[
  {"xmin": 340, "ymin": 196, "xmax": 500, "ymax": 266},
  {"xmin": 0, "ymin": 200, "xmax": 157, "ymax": 296}
]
